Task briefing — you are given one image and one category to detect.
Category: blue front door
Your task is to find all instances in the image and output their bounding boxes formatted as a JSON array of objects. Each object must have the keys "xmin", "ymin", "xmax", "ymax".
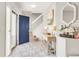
[{"xmin": 19, "ymin": 15, "xmax": 29, "ymax": 45}]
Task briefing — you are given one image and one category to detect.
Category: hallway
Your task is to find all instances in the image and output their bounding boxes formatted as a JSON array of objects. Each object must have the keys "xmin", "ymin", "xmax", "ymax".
[
  {"xmin": 5, "ymin": 2, "xmax": 56, "ymax": 57},
  {"xmin": 0, "ymin": 2, "xmax": 79, "ymax": 57},
  {"xmin": 9, "ymin": 40, "xmax": 56, "ymax": 57}
]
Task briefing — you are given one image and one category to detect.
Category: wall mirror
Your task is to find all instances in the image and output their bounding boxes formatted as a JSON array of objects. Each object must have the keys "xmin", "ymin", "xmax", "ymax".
[{"xmin": 62, "ymin": 2, "xmax": 76, "ymax": 26}]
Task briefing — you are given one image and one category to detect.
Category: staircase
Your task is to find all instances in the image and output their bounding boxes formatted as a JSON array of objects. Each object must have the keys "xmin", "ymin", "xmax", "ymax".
[{"xmin": 30, "ymin": 14, "xmax": 44, "ymax": 40}]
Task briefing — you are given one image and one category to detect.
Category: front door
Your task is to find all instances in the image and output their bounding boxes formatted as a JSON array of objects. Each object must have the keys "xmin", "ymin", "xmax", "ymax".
[{"xmin": 19, "ymin": 15, "xmax": 29, "ymax": 44}]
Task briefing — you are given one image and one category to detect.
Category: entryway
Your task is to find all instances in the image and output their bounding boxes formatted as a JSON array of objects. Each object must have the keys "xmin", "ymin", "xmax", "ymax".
[{"xmin": 6, "ymin": 6, "xmax": 30, "ymax": 56}]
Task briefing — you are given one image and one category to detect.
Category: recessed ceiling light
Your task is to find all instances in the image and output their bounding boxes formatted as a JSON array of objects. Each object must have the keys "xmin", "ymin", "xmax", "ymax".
[{"xmin": 31, "ymin": 5, "xmax": 36, "ymax": 8}]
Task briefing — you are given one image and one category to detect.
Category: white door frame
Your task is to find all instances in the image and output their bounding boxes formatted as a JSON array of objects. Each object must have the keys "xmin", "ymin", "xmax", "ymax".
[
  {"xmin": 6, "ymin": 6, "xmax": 18, "ymax": 56},
  {"xmin": 6, "ymin": 6, "xmax": 11, "ymax": 56},
  {"xmin": 10, "ymin": 10, "xmax": 17, "ymax": 49}
]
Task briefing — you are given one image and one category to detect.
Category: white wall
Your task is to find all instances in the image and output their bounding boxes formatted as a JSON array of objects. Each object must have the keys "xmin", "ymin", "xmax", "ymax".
[
  {"xmin": 6, "ymin": 6, "xmax": 11, "ymax": 56},
  {"xmin": 30, "ymin": 13, "xmax": 41, "ymax": 23},
  {"xmin": 0, "ymin": 2, "xmax": 6, "ymax": 57},
  {"xmin": 55, "ymin": 2, "xmax": 66, "ymax": 30},
  {"xmin": 29, "ymin": 13, "xmax": 41, "ymax": 31},
  {"xmin": 32, "ymin": 16, "xmax": 44, "ymax": 40}
]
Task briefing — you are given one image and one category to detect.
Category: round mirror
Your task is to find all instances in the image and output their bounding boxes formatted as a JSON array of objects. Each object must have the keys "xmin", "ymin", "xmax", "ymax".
[{"xmin": 62, "ymin": 2, "xmax": 76, "ymax": 26}]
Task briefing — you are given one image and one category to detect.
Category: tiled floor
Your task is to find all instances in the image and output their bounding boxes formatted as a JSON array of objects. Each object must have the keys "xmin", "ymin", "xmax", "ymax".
[{"xmin": 9, "ymin": 40, "xmax": 56, "ymax": 57}]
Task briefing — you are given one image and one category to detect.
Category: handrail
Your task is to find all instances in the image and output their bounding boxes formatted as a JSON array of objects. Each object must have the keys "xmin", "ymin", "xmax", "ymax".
[{"xmin": 31, "ymin": 14, "xmax": 43, "ymax": 25}]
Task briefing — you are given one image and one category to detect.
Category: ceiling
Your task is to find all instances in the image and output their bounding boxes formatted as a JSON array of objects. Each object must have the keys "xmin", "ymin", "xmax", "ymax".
[{"xmin": 15, "ymin": 2, "xmax": 53, "ymax": 13}]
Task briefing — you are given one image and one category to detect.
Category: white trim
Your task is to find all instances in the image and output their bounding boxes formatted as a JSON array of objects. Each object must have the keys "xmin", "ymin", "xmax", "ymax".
[
  {"xmin": 31, "ymin": 14, "xmax": 43, "ymax": 25},
  {"xmin": 6, "ymin": 6, "xmax": 11, "ymax": 57}
]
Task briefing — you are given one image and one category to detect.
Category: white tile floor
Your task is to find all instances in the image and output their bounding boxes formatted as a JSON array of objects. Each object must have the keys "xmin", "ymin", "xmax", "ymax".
[{"xmin": 9, "ymin": 40, "xmax": 56, "ymax": 57}]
